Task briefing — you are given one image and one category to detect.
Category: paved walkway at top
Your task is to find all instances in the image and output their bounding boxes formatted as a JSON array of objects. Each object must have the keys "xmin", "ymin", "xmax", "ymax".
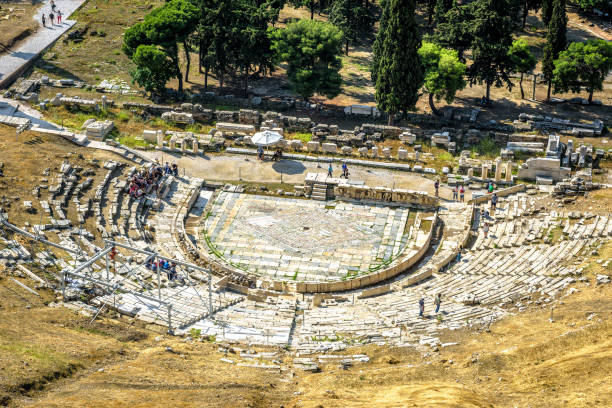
[{"xmin": 0, "ymin": 0, "xmax": 86, "ymax": 88}]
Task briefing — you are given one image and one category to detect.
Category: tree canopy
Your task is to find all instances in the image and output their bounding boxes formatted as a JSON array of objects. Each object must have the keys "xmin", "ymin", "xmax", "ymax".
[
  {"xmin": 130, "ymin": 45, "xmax": 175, "ymax": 95},
  {"xmin": 122, "ymin": 0, "xmax": 198, "ymax": 93},
  {"xmin": 271, "ymin": 19, "xmax": 344, "ymax": 100},
  {"xmin": 553, "ymin": 39, "xmax": 612, "ymax": 103},
  {"xmin": 419, "ymin": 41, "xmax": 466, "ymax": 115},
  {"xmin": 466, "ymin": 0, "xmax": 515, "ymax": 102}
]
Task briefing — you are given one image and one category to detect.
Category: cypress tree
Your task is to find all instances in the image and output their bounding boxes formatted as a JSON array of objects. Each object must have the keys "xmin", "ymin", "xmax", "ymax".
[
  {"xmin": 372, "ymin": 0, "xmax": 424, "ymax": 124},
  {"xmin": 542, "ymin": 0, "xmax": 566, "ymax": 101},
  {"xmin": 541, "ymin": 0, "xmax": 553, "ymax": 25},
  {"xmin": 370, "ymin": 0, "xmax": 388, "ymax": 87}
]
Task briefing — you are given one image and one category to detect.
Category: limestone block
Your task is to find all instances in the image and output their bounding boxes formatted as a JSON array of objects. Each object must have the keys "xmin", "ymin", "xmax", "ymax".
[
  {"xmin": 156, "ymin": 130, "xmax": 164, "ymax": 148},
  {"xmin": 307, "ymin": 141, "xmax": 320, "ymax": 152},
  {"xmin": 290, "ymin": 140, "xmax": 303, "ymax": 151},
  {"xmin": 322, "ymin": 143, "xmax": 337, "ymax": 153},
  {"xmin": 143, "ymin": 129, "xmax": 157, "ymax": 142},
  {"xmin": 161, "ymin": 111, "xmax": 194, "ymax": 125},
  {"xmin": 216, "ymin": 122, "xmax": 256, "ymax": 134},
  {"xmin": 341, "ymin": 146, "xmax": 352, "ymax": 155},
  {"xmin": 506, "ymin": 161, "xmax": 513, "ymax": 181},
  {"xmin": 481, "ymin": 165, "xmax": 488, "ymax": 180},
  {"xmin": 169, "ymin": 139, "xmax": 176, "ymax": 150},
  {"xmin": 382, "ymin": 147, "xmax": 391, "ymax": 158},
  {"xmin": 371, "ymin": 146, "xmax": 378, "ymax": 157},
  {"xmin": 358, "ymin": 147, "xmax": 368, "ymax": 157},
  {"xmin": 272, "ymin": 127, "xmax": 284, "ymax": 136},
  {"xmin": 85, "ymin": 120, "xmax": 114, "ymax": 139},
  {"xmin": 467, "ymin": 168, "xmax": 474, "ymax": 178},
  {"xmin": 398, "ymin": 149, "xmax": 408, "ymax": 160},
  {"xmin": 495, "ymin": 159, "xmax": 503, "ymax": 181},
  {"xmin": 399, "ymin": 132, "xmax": 416, "ymax": 145}
]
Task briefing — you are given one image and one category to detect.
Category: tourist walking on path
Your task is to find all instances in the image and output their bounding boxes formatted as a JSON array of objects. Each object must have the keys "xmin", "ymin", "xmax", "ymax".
[
  {"xmin": 456, "ymin": 245, "xmax": 462, "ymax": 263},
  {"xmin": 328, "ymin": 163, "xmax": 333, "ymax": 177},
  {"xmin": 57, "ymin": 10, "xmax": 62, "ymax": 24},
  {"xmin": 50, "ymin": 0, "xmax": 56, "ymax": 12},
  {"xmin": 418, "ymin": 297, "xmax": 425, "ymax": 317},
  {"xmin": 434, "ymin": 293, "xmax": 442, "ymax": 314},
  {"xmin": 42, "ymin": 14, "xmax": 46, "ymax": 27},
  {"xmin": 452, "ymin": 186, "xmax": 458, "ymax": 201},
  {"xmin": 342, "ymin": 162, "xmax": 348, "ymax": 179},
  {"xmin": 491, "ymin": 193, "xmax": 498, "ymax": 211},
  {"xmin": 459, "ymin": 186, "xmax": 465, "ymax": 202},
  {"xmin": 488, "ymin": 182, "xmax": 494, "ymax": 194},
  {"xmin": 49, "ymin": 12, "xmax": 54, "ymax": 26},
  {"xmin": 483, "ymin": 222, "xmax": 489, "ymax": 238},
  {"xmin": 434, "ymin": 180, "xmax": 439, "ymax": 197}
]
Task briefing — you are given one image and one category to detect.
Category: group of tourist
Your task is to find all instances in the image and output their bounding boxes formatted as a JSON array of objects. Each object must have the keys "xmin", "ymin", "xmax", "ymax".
[
  {"xmin": 257, "ymin": 146, "xmax": 284, "ymax": 161},
  {"xmin": 127, "ymin": 162, "xmax": 178, "ymax": 198},
  {"xmin": 419, "ymin": 293, "xmax": 443, "ymax": 318},
  {"xmin": 451, "ymin": 185, "xmax": 466, "ymax": 202},
  {"xmin": 41, "ymin": 0, "xmax": 62, "ymax": 28},
  {"xmin": 145, "ymin": 257, "xmax": 181, "ymax": 282},
  {"xmin": 327, "ymin": 162, "xmax": 349, "ymax": 179}
]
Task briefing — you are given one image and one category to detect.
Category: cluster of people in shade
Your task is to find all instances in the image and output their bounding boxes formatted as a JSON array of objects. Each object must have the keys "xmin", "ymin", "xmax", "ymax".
[{"xmin": 127, "ymin": 162, "xmax": 178, "ymax": 198}]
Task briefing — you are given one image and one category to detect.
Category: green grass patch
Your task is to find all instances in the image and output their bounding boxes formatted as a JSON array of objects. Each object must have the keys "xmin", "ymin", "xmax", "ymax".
[
  {"xmin": 116, "ymin": 134, "xmax": 150, "ymax": 149},
  {"xmin": 289, "ymin": 132, "xmax": 312, "ymax": 143},
  {"xmin": 470, "ymin": 136, "xmax": 500, "ymax": 159}
]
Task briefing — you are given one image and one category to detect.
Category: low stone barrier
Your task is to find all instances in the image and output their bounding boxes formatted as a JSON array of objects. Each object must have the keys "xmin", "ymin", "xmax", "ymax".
[{"xmin": 468, "ymin": 184, "xmax": 526, "ymax": 204}]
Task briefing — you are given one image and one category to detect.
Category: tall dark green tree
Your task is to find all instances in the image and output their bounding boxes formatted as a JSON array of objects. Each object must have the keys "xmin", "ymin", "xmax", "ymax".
[
  {"xmin": 434, "ymin": 0, "xmax": 454, "ymax": 24},
  {"xmin": 372, "ymin": 0, "xmax": 424, "ymax": 124},
  {"xmin": 432, "ymin": 2, "xmax": 475, "ymax": 62},
  {"xmin": 542, "ymin": 0, "xmax": 566, "ymax": 101},
  {"xmin": 370, "ymin": 0, "xmax": 389, "ymax": 85},
  {"xmin": 541, "ymin": 0, "xmax": 553, "ymax": 25},
  {"xmin": 329, "ymin": 0, "xmax": 374, "ymax": 54},
  {"xmin": 467, "ymin": 0, "xmax": 515, "ymax": 102}
]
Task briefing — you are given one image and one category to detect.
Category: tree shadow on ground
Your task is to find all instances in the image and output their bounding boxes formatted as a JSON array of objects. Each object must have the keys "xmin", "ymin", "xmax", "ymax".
[
  {"xmin": 33, "ymin": 60, "xmax": 85, "ymax": 83},
  {"xmin": 272, "ymin": 160, "xmax": 306, "ymax": 175}
]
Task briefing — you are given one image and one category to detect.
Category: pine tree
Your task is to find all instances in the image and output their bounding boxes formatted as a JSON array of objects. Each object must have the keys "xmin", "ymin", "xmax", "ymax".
[
  {"xmin": 542, "ymin": 0, "xmax": 566, "ymax": 101},
  {"xmin": 372, "ymin": 0, "xmax": 424, "ymax": 124},
  {"xmin": 467, "ymin": 0, "xmax": 515, "ymax": 103}
]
